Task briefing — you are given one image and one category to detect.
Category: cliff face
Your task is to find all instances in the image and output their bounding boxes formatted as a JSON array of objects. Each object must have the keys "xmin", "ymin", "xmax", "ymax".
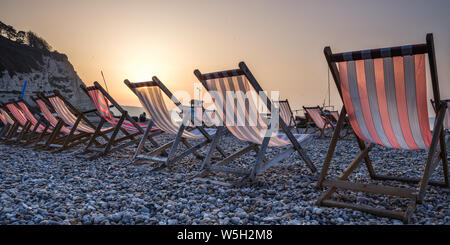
[{"xmin": 0, "ymin": 35, "xmax": 92, "ymax": 110}]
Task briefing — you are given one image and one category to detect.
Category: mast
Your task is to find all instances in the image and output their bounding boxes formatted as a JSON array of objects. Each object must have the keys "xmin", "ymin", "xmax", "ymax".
[
  {"xmin": 101, "ymin": 70, "xmax": 110, "ymax": 93},
  {"xmin": 328, "ymin": 68, "xmax": 330, "ymax": 108}
]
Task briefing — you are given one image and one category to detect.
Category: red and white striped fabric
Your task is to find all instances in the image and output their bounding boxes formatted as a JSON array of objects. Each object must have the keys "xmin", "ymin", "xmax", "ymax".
[
  {"xmin": 35, "ymin": 99, "xmax": 74, "ymax": 134},
  {"xmin": 204, "ymin": 74, "xmax": 312, "ymax": 147},
  {"xmin": 87, "ymin": 89, "xmax": 158, "ymax": 133},
  {"xmin": 304, "ymin": 107, "xmax": 331, "ymax": 129},
  {"xmin": 1, "ymin": 109, "xmax": 14, "ymax": 125},
  {"xmin": 17, "ymin": 102, "xmax": 52, "ymax": 133},
  {"xmin": 48, "ymin": 96, "xmax": 112, "ymax": 133},
  {"xmin": 132, "ymin": 85, "xmax": 214, "ymax": 139},
  {"xmin": 6, "ymin": 103, "xmax": 30, "ymax": 128},
  {"xmin": 276, "ymin": 101, "xmax": 295, "ymax": 127},
  {"xmin": 338, "ymin": 54, "xmax": 431, "ymax": 150}
]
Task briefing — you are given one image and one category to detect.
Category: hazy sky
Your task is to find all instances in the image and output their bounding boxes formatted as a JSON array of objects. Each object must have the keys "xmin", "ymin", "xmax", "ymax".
[{"xmin": 1, "ymin": 0, "xmax": 449, "ymax": 113}]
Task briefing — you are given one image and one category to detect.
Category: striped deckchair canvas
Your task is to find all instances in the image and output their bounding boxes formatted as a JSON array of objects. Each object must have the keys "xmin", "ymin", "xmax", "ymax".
[
  {"xmin": 5, "ymin": 102, "xmax": 34, "ymax": 143},
  {"xmin": 15, "ymin": 100, "xmax": 54, "ymax": 145},
  {"xmin": 318, "ymin": 33, "xmax": 448, "ymax": 223},
  {"xmin": 194, "ymin": 62, "xmax": 316, "ymax": 181},
  {"xmin": 0, "ymin": 105, "xmax": 17, "ymax": 139},
  {"xmin": 81, "ymin": 82, "xmax": 161, "ymax": 160},
  {"xmin": 303, "ymin": 106, "xmax": 334, "ymax": 137},
  {"xmin": 32, "ymin": 96, "xmax": 93, "ymax": 151},
  {"xmin": 125, "ymin": 77, "xmax": 226, "ymax": 170},
  {"xmin": 40, "ymin": 90, "xmax": 115, "ymax": 153},
  {"xmin": 34, "ymin": 97, "xmax": 73, "ymax": 135},
  {"xmin": 275, "ymin": 99, "xmax": 299, "ymax": 133}
]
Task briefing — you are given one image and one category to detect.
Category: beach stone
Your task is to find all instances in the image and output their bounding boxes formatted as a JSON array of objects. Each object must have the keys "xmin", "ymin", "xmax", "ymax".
[{"xmin": 0, "ymin": 135, "xmax": 447, "ymax": 225}]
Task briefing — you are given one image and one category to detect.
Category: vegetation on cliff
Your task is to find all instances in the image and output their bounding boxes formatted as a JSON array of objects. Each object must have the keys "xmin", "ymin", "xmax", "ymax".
[{"xmin": 0, "ymin": 20, "xmax": 67, "ymax": 77}]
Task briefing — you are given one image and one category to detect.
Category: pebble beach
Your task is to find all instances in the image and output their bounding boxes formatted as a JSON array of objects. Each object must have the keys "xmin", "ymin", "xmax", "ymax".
[{"xmin": 0, "ymin": 132, "xmax": 448, "ymax": 225}]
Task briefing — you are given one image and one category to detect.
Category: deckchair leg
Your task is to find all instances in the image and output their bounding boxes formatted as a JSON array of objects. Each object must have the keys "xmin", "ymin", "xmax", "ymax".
[
  {"xmin": 417, "ymin": 105, "xmax": 446, "ymax": 203},
  {"xmin": 166, "ymin": 124, "xmax": 186, "ymax": 166},
  {"xmin": 0, "ymin": 124, "xmax": 9, "ymax": 137},
  {"xmin": 317, "ymin": 143, "xmax": 374, "ymax": 204},
  {"xmin": 200, "ymin": 126, "xmax": 224, "ymax": 170},
  {"xmin": 317, "ymin": 107, "xmax": 347, "ymax": 188},
  {"xmin": 84, "ymin": 118, "xmax": 106, "ymax": 152},
  {"xmin": 195, "ymin": 126, "xmax": 226, "ymax": 157},
  {"xmin": 250, "ymin": 136, "xmax": 271, "ymax": 181},
  {"xmin": 55, "ymin": 116, "xmax": 82, "ymax": 153},
  {"xmin": 24, "ymin": 122, "xmax": 40, "ymax": 145},
  {"xmin": 303, "ymin": 122, "xmax": 310, "ymax": 134},
  {"xmin": 181, "ymin": 138, "xmax": 203, "ymax": 159},
  {"xmin": 103, "ymin": 114, "xmax": 127, "ymax": 155},
  {"xmin": 132, "ymin": 120, "xmax": 155, "ymax": 162},
  {"xmin": 17, "ymin": 122, "xmax": 31, "ymax": 143},
  {"xmin": 34, "ymin": 124, "xmax": 50, "ymax": 145},
  {"xmin": 5, "ymin": 123, "xmax": 19, "ymax": 140},
  {"xmin": 44, "ymin": 120, "xmax": 64, "ymax": 149},
  {"xmin": 356, "ymin": 137, "xmax": 376, "ymax": 178}
]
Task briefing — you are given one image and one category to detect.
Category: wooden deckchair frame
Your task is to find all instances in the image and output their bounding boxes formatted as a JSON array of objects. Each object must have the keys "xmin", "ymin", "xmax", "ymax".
[
  {"xmin": 317, "ymin": 33, "xmax": 449, "ymax": 223},
  {"xmin": 80, "ymin": 82, "xmax": 163, "ymax": 160},
  {"xmin": 3, "ymin": 101, "xmax": 35, "ymax": 145},
  {"xmin": 31, "ymin": 95, "xmax": 93, "ymax": 151},
  {"xmin": 276, "ymin": 99, "xmax": 300, "ymax": 133},
  {"xmin": 0, "ymin": 103, "xmax": 22, "ymax": 141},
  {"xmin": 303, "ymin": 105, "xmax": 335, "ymax": 138},
  {"xmin": 324, "ymin": 109, "xmax": 352, "ymax": 139},
  {"xmin": 12, "ymin": 99, "xmax": 54, "ymax": 146},
  {"xmin": 194, "ymin": 62, "xmax": 316, "ymax": 182},
  {"xmin": 39, "ymin": 90, "xmax": 115, "ymax": 153},
  {"xmin": 0, "ymin": 118, "xmax": 8, "ymax": 138},
  {"xmin": 124, "ymin": 76, "xmax": 226, "ymax": 170}
]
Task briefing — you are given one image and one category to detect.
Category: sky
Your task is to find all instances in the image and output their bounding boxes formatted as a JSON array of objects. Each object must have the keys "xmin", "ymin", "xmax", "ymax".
[{"xmin": 1, "ymin": 0, "xmax": 449, "ymax": 114}]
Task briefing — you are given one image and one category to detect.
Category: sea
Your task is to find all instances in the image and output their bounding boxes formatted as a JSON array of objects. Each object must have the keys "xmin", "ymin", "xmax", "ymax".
[{"xmin": 110, "ymin": 106, "xmax": 146, "ymax": 118}]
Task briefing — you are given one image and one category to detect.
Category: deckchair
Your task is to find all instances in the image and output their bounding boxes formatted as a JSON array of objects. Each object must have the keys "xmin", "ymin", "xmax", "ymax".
[
  {"xmin": 31, "ymin": 96, "xmax": 93, "ymax": 151},
  {"xmin": 303, "ymin": 106, "xmax": 334, "ymax": 137},
  {"xmin": 40, "ymin": 90, "xmax": 115, "ymax": 153},
  {"xmin": 80, "ymin": 82, "xmax": 162, "ymax": 159},
  {"xmin": 275, "ymin": 99, "xmax": 299, "ymax": 133},
  {"xmin": 14, "ymin": 99, "xmax": 54, "ymax": 146},
  {"xmin": 194, "ymin": 62, "xmax": 316, "ymax": 182},
  {"xmin": 317, "ymin": 33, "xmax": 448, "ymax": 223},
  {"xmin": 0, "ymin": 104, "xmax": 17, "ymax": 140},
  {"xmin": 328, "ymin": 110, "xmax": 339, "ymax": 122},
  {"xmin": 4, "ymin": 102, "xmax": 36, "ymax": 144},
  {"xmin": 0, "ymin": 103, "xmax": 23, "ymax": 141},
  {"xmin": 325, "ymin": 110, "xmax": 352, "ymax": 138},
  {"xmin": 124, "ymin": 76, "xmax": 226, "ymax": 170}
]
